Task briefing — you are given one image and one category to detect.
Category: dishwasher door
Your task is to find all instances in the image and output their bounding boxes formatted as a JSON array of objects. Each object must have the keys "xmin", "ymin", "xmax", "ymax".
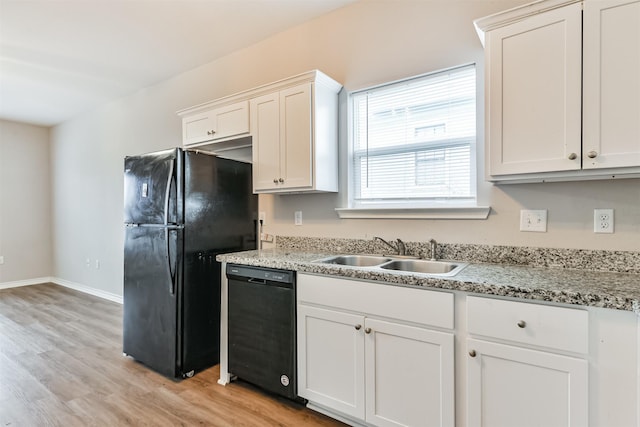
[{"xmin": 226, "ymin": 264, "xmax": 297, "ymax": 400}]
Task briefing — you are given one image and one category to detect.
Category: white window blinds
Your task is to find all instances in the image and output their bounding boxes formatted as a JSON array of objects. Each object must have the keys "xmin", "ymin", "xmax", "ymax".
[{"xmin": 351, "ymin": 64, "xmax": 477, "ymax": 207}]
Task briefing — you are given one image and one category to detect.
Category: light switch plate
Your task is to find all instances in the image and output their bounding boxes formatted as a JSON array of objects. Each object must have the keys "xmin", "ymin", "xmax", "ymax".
[{"xmin": 520, "ymin": 209, "xmax": 547, "ymax": 232}]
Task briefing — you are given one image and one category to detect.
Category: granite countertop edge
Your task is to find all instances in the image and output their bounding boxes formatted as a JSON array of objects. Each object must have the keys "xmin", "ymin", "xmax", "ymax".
[{"xmin": 217, "ymin": 249, "xmax": 640, "ymax": 314}]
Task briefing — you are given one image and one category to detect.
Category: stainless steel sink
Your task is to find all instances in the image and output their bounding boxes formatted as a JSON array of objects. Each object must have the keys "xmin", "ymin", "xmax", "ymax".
[
  {"xmin": 316, "ymin": 254, "xmax": 393, "ymax": 267},
  {"xmin": 379, "ymin": 259, "xmax": 467, "ymax": 276},
  {"xmin": 314, "ymin": 254, "xmax": 467, "ymax": 276}
]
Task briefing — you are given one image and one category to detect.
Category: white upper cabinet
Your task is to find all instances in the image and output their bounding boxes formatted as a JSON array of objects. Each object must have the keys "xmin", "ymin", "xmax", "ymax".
[
  {"xmin": 178, "ymin": 70, "xmax": 341, "ymax": 193},
  {"xmin": 476, "ymin": 0, "xmax": 640, "ymax": 183},
  {"xmin": 485, "ymin": 3, "xmax": 582, "ymax": 176},
  {"xmin": 251, "ymin": 72, "xmax": 341, "ymax": 194},
  {"xmin": 583, "ymin": 0, "xmax": 640, "ymax": 169},
  {"xmin": 180, "ymin": 100, "xmax": 249, "ymax": 146},
  {"xmin": 251, "ymin": 83, "xmax": 316, "ymax": 192}
]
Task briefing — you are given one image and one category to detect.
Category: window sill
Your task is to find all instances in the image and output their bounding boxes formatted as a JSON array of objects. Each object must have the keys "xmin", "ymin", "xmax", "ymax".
[{"xmin": 335, "ymin": 206, "xmax": 491, "ymax": 220}]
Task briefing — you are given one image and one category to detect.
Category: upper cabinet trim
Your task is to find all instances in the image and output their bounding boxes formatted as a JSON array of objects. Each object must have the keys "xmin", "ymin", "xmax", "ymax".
[{"xmin": 474, "ymin": 0, "xmax": 581, "ymax": 45}]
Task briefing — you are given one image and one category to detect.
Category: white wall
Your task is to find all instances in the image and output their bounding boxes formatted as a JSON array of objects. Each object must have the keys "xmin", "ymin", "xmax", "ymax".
[
  {"xmin": 0, "ymin": 119, "xmax": 52, "ymax": 284},
  {"xmin": 49, "ymin": 0, "xmax": 640, "ymax": 297}
]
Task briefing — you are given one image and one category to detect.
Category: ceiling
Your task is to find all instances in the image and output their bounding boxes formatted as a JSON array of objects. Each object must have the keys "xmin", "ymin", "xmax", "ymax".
[{"xmin": 0, "ymin": 0, "xmax": 356, "ymax": 127}]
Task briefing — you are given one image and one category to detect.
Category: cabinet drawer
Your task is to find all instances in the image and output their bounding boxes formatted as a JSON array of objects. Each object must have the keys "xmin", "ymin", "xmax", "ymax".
[
  {"xmin": 298, "ymin": 273, "xmax": 453, "ymax": 329},
  {"xmin": 467, "ymin": 296, "xmax": 588, "ymax": 354}
]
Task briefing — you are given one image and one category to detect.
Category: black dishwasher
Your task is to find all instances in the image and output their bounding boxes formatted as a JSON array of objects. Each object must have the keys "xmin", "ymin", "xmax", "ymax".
[{"xmin": 226, "ymin": 264, "xmax": 299, "ymax": 401}]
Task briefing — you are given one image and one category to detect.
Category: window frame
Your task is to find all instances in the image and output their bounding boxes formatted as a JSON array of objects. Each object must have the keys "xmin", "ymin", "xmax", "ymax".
[{"xmin": 338, "ymin": 64, "xmax": 490, "ymax": 220}]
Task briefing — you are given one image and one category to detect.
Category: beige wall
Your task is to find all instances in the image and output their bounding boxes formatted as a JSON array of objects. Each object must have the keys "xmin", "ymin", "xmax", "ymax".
[
  {"xmin": 0, "ymin": 119, "xmax": 52, "ymax": 284},
  {"xmin": 50, "ymin": 0, "xmax": 639, "ymax": 296}
]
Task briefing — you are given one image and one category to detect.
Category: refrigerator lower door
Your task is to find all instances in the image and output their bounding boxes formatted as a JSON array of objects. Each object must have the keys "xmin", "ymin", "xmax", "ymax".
[
  {"xmin": 123, "ymin": 225, "xmax": 182, "ymax": 378},
  {"xmin": 181, "ymin": 251, "xmax": 221, "ymax": 373}
]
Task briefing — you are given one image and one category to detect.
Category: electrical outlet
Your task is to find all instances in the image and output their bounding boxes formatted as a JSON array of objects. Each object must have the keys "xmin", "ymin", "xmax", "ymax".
[
  {"xmin": 0, "ymin": 256, "xmax": 4, "ymax": 265},
  {"xmin": 259, "ymin": 211, "xmax": 266, "ymax": 223},
  {"xmin": 95, "ymin": 259, "xmax": 100, "ymax": 269},
  {"xmin": 519, "ymin": 209, "xmax": 548, "ymax": 232},
  {"xmin": 594, "ymin": 209, "xmax": 614, "ymax": 233},
  {"xmin": 294, "ymin": 211, "xmax": 302, "ymax": 226},
  {"xmin": 86, "ymin": 258, "xmax": 91, "ymax": 268}
]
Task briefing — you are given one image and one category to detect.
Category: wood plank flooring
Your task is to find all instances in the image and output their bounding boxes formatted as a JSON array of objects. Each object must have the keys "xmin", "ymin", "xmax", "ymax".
[{"xmin": 0, "ymin": 283, "xmax": 345, "ymax": 426}]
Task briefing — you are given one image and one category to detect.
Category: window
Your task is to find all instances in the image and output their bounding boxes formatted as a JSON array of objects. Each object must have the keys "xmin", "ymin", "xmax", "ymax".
[{"xmin": 347, "ymin": 64, "xmax": 479, "ymax": 214}]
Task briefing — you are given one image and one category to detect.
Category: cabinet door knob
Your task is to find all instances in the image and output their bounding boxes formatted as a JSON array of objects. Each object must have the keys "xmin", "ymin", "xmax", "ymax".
[
  {"xmin": 517, "ymin": 320, "xmax": 526, "ymax": 328},
  {"xmin": 364, "ymin": 327, "xmax": 372, "ymax": 334},
  {"xmin": 587, "ymin": 150, "xmax": 598, "ymax": 159},
  {"xmin": 469, "ymin": 349, "xmax": 477, "ymax": 358},
  {"xmin": 355, "ymin": 324, "xmax": 362, "ymax": 330},
  {"xmin": 273, "ymin": 178, "xmax": 278, "ymax": 184},
  {"xmin": 278, "ymin": 178, "xmax": 284, "ymax": 183},
  {"xmin": 568, "ymin": 153, "xmax": 577, "ymax": 160}
]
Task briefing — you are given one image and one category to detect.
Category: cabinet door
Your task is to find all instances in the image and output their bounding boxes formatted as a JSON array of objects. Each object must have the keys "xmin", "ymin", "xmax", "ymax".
[
  {"xmin": 210, "ymin": 101, "xmax": 249, "ymax": 141},
  {"xmin": 297, "ymin": 305, "xmax": 365, "ymax": 419},
  {"xmin": 466, "ymin": 339, "xmax": 588, "ymax": 427},
  {"xmin": 486, "ymin": 3, "xmax": 582, "ymax": 176},
  {"xmin": 583, "ymin": 0, "xmax": 640, "ymax": 169},
  {"xmin": 182, "ymin": 101, "xmax": 249, "ymax": 146},
  {"xmin": 279, "ymin": 83, "xmax": 313, "ymax": 189},
  {"xmin": 365, "ymin": 318, "xmax": 454, "ymax": 427},
  {"xmin": 182, "ymin": 110, "xmax": 216, "ymax": 145},
  {"xmin": 250, "ymin": 93, "xmax": 281, "ymax": 191}
]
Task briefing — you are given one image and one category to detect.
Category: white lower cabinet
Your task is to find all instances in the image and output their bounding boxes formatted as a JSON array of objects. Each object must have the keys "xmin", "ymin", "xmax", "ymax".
[
  {"xmin": 296, "ymin": 275, "xmax": 639, "ymax": 427},
  {"xmin": 298, "ymin": 305, "xmax": 365, "ymax": 419},
  {"xmin": 465, "ymin": 296, "xmax": 589, "ymax": 427},
  {"xmin": 365, "ymin": 318, "xmax": 454, "ymax": 427},
  {"xmin": 466, "ymin": 339, "xmax": 588, "ymax": 427},
  {"xmin": 297, "ymin": 274, "xmax": 455, "ymax": 427}
]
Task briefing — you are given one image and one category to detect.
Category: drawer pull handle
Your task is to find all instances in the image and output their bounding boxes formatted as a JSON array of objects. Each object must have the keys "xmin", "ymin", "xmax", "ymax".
[
  {"xmin": 365, "ymin": 327, "xmax": 372, "ymax": 334},
  {"xmin": 517, "ymin": 320, "xmax": 527, "ymax": 328},
  {"xmin": 469, "ymin": 349, "xmax": 477, "ymax": 358},
  {"xmin": 355, "ymin": 324, "xmax": 362, "ymax": 330}
]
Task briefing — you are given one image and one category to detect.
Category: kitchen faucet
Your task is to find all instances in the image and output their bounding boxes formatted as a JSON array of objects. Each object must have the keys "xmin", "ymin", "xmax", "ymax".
[
  {"xmin": 373, "ymin": 236, "xmax": 407, "ymax": 256},
  {"xmin": 429, "ymin": 238, "xmax": 438, "ymax": 261}
]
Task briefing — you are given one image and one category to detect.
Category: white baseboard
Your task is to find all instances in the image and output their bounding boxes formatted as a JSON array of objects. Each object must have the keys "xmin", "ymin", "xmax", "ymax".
[
  {"xmin": 52, "ymin": 278, "xmax": 123, "ymax": 304},
  {"xmin": 0, "ymin": 277, "xmax": 52, "ymax": 290},
  {"xmin": 1, "ymin": 276, "xmax": 123, "ymax": 304}
]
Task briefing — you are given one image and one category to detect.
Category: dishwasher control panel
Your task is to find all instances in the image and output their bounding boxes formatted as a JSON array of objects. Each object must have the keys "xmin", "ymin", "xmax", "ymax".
[{"xmin": 226, "ymin": 264, "xmax": 294, "ymax": 284}]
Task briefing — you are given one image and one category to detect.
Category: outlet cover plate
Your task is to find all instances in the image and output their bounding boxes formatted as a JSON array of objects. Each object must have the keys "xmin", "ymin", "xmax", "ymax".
[
  {"xmin": 594, "ymin": 209, "xmax": 614, "ymax": 233},
  {"xmin": 520, "ymin": 209, "xmax": 548, "ymax": 232}
]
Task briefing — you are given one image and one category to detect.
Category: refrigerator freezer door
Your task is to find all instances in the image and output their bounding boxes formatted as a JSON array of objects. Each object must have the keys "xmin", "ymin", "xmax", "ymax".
[
  {"xmin": 123, "ymin": 225, "xmax": 182, "ymax": 378},
  {"xmin": 183, "ymin": 152, "xmax": 257, "ymax": 252},
  {"xmin": 124, "ymin": 148, "xmax": 182, "ymax": 226}
]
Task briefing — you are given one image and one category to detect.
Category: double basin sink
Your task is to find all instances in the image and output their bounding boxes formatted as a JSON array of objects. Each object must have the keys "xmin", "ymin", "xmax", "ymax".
[{"xmin": 314, "ymin": 254, "xmax": 467, "ymax": 277}]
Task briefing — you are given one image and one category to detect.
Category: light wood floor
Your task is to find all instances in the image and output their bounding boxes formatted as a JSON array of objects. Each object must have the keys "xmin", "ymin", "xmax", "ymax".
[{"xmin": 0, "ymin": 283, "xmax": 345, "ymax": 426}]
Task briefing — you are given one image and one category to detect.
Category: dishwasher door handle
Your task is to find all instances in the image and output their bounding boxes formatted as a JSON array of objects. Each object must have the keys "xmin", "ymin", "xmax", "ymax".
[{"xmin": 247, "ymin": 278, "xmax": 267, "ymax": 285}]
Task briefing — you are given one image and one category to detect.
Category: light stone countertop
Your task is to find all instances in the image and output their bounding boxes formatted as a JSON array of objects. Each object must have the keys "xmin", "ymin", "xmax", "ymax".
[{"xmin": 217, "ymin": 248, "xmax": 640, "ymax": 313}]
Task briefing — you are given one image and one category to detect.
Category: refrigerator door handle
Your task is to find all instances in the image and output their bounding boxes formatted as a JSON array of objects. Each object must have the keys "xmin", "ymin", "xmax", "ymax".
[
  {"xmin": 166, "ymin": 227, "xmax": 176, "ymax": 295},
  {"xmin": 164, "ymin": 157, "xmax": 175, "ymax": 226}
]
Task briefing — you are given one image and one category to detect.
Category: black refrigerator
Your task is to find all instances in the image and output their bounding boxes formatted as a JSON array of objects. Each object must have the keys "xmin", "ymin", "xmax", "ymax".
[{"xmin": 123, "ymin": 147, "xmax": 257, "ymax": 379}]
